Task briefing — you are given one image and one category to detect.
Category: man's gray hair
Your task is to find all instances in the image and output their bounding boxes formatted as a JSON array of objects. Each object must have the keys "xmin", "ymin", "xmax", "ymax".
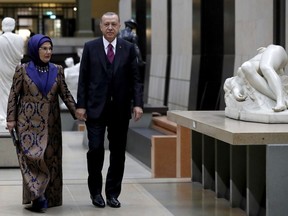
[{"xmin": 100, "ymin": 12, "xmax": 120, "ymax": 23}]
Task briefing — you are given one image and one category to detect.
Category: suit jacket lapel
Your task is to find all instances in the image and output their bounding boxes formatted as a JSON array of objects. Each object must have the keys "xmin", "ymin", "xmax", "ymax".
[
  {"xmin": 114, "ymin": 41, "xmax": 123, "ymax": 73},
  {"xmin": 97, "ymin": 39, "xmax": 107, "ymax": 70}
]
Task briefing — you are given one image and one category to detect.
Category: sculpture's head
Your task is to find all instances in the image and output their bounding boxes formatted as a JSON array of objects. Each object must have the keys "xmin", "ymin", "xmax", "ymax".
[
  {"xmin": 65, "ymin": 57, "xmax": 74, "ymax": 67},
  {"xmin": 125, "ymin": 19, "xmax": 137, "ymax": 29},
  {"xmin": 2, "ymin": 17, "xmax": 16, "ymax": 32}
]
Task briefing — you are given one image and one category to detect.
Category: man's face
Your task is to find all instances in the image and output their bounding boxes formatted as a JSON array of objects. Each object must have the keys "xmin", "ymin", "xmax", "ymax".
[{"xmin": 100, "ymin": 14, "xmax": 121, "ymax": 42}]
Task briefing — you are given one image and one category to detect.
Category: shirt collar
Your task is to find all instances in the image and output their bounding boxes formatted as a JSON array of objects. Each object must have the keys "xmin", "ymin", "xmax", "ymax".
[{"xmin": 103, "ymin": 37, "xmax": 117, "ymax": 49}]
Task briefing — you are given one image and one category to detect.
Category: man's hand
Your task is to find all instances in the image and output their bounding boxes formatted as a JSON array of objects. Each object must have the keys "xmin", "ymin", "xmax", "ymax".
[
  {"xmin": 76, "ymin": 108, "xmax": 87, "ymax": 121},
  {"xmin": 133, "ymin": 106, "xmax": 143, "ymax": 122}
]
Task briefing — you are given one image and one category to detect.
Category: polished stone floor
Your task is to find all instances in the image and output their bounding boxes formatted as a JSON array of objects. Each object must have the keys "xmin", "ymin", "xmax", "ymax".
[{"xmin": 0, "ymin": 131, "xmax": 246, "ymax": 216}]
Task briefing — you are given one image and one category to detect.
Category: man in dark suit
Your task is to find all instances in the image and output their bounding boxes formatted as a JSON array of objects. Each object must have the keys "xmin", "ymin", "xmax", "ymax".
[{"xmin": 76, "ymin": 12, "xmax": 143, "ymax": 208}]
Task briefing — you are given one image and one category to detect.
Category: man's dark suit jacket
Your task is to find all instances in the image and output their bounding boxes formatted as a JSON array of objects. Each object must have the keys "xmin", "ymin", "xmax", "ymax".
[{"xmin": 76, "ymin": 37, "xmax": 143, "ymax": 120}]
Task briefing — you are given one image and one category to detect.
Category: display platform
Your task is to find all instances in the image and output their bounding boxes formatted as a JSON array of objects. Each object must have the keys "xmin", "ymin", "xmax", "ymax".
[
  {"xmin": 0, "ymin": 125, "xmax": 18, "ymax": 167},
  {"xmin": 168, "ymin": 110, "xmax": 288, "ymax": 216}
]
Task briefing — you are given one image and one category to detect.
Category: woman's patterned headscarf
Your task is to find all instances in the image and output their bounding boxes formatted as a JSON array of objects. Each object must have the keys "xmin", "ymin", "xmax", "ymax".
[
  {"xmin": 26, "ymin": 34, "xmax": 57, "ymax": 97},
  {"xmin": 28, "ymin": 34, "xmax": 53, "ymax": 66}
]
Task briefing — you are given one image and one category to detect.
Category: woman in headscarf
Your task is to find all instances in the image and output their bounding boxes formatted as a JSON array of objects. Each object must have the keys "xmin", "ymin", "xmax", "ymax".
[{"xmin": 6, "ymin": 34, "xmax": 77, "ymax": 212}]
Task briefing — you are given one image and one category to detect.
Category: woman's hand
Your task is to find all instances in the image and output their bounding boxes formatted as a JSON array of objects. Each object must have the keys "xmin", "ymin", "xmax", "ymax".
[{"xmin": 6, "ymin": 121, "xmax": 16, "ymax": 132}]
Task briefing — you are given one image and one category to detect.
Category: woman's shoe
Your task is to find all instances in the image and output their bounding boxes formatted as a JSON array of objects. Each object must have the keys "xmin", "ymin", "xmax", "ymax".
[{"xmin": 29, "ymin": 197, "xmax": 48, "ymax": 213}]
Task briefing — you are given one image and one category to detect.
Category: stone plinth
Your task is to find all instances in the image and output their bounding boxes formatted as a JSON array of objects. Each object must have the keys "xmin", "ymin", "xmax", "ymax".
[
  {"xmin": 167, "ymin": 110, "xmax": 288, "ymax": 216},
  {"xmin": 0, "ymin": 125, "xmax": 18, "ymax": 167}
]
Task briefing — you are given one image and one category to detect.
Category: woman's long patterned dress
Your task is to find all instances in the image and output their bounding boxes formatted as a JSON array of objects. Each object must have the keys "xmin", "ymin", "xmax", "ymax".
[{"xmin": 6, "ymin": 63, "xmax": 76, "ymax": 207}]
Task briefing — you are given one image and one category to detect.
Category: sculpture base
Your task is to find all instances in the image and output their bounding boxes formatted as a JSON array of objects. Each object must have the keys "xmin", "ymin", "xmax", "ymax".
[
  {"xmin": 225, "ymin": 107, "xmax": 288, "ymax": 123},
  {"xmin": 0, "ymin": 125, "xmax": 19, "ymax": 167}
]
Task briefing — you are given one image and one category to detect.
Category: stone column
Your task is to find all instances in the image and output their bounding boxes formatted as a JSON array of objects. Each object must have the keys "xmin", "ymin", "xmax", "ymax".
[
  {"xmin": 119, "ymin": 0, "xmax": 132, "ymax": 27},
  {"xmin": 75, "ymin": 0, "xmax": 94, "ymax": 37}
]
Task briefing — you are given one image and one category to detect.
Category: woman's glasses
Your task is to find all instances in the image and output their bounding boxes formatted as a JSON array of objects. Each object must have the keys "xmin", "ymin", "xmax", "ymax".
[{"xmin": 39, "ymin": 46, "xmax": 53, "ymax": 52}]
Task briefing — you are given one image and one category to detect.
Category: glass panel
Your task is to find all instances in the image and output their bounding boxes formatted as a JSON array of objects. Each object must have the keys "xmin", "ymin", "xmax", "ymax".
[
  {"xmin": 44, "ymin": 17, "xmax": 62, "ymax": 37},
  {"xmin": 0, "ymin": 3, "xmax": 76, "ymax": 37},
  {"xmin": 18, "ymin": 17, "xmax": 38, "ymax": 38}
]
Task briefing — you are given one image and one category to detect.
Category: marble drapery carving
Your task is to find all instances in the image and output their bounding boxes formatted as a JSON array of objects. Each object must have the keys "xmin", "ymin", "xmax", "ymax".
[{"xmin": 0, "ymin": 17, "xmax": 24, "ymax": 125}]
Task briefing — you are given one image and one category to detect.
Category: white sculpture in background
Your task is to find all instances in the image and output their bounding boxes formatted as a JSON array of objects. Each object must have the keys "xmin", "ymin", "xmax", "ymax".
[
  {"xmin": 66, "ymin": 57, "xmax": 74, "ymax": 67},
  {"xmin": 60, "ymin": 48, "xmax": 83, "ymax": 109},
  {"xmin": 224, "ymin": 44, "xmax": 288, "ymax": 123},
  {"xmin": 0, "ymin": 17, "xmax": 24, "ymax": 125},
  {"xmin": 64, "ymin": 57, "xmax": 75, "ymax": 81}
]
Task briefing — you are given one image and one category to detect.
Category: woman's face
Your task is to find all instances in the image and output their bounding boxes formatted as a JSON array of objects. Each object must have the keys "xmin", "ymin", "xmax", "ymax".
[{"xmin": 38, "ymin": 42, "xmax": 52, "ymax": 63}]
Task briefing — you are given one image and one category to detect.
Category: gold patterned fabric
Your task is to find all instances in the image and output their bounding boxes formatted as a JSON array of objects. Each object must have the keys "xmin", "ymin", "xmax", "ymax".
[{"xmin": 6, "ymin": 63, "xmax": 76, "ymax": 207}]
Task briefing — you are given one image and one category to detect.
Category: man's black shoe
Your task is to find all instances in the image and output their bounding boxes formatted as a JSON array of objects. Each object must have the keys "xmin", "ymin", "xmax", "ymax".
[
  {"xmin": 107, "ymin": 197, "xmax": 121, "ymax": 208},
  {"xmin": 91, "ymin": 194, "xmax": 105, "ymax": 208}
]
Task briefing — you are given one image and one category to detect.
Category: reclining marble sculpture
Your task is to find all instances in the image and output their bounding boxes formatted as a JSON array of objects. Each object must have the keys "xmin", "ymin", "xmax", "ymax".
[
  {"xmin": 224, "ymin": 44, "xmax": 288, "ymax": 123},
  {"xmin": 0, "ymin": 17, "xmax": 24, "ymax": 126}
]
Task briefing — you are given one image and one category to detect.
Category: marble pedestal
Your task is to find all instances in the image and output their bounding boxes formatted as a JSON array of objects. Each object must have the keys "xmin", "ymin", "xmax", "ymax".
[
  {"xmin": 225, "ymin": 107, "xmax": 288, "ymax": 123},
  {"xmin": 168, "ymin": 110, "xmax": 288, "ymax": 216},
  {"xmin": 0, "ymin": 125, "xmax": 18, "ymax": 167},
  {"xmin": 0, "ymin": 107, "xmax": 78, "ymax": 168}
]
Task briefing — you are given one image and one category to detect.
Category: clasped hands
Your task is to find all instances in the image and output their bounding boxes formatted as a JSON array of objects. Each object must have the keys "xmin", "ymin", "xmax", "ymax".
[{"xmin": 75, "ymin": 108, "xmax": 87, "ymax": 121}]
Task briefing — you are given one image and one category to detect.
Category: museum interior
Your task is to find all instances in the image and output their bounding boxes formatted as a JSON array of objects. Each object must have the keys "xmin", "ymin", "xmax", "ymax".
[{"xmin": 0, "ymin": 0, "xmax": 287, "ymax": 215}]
